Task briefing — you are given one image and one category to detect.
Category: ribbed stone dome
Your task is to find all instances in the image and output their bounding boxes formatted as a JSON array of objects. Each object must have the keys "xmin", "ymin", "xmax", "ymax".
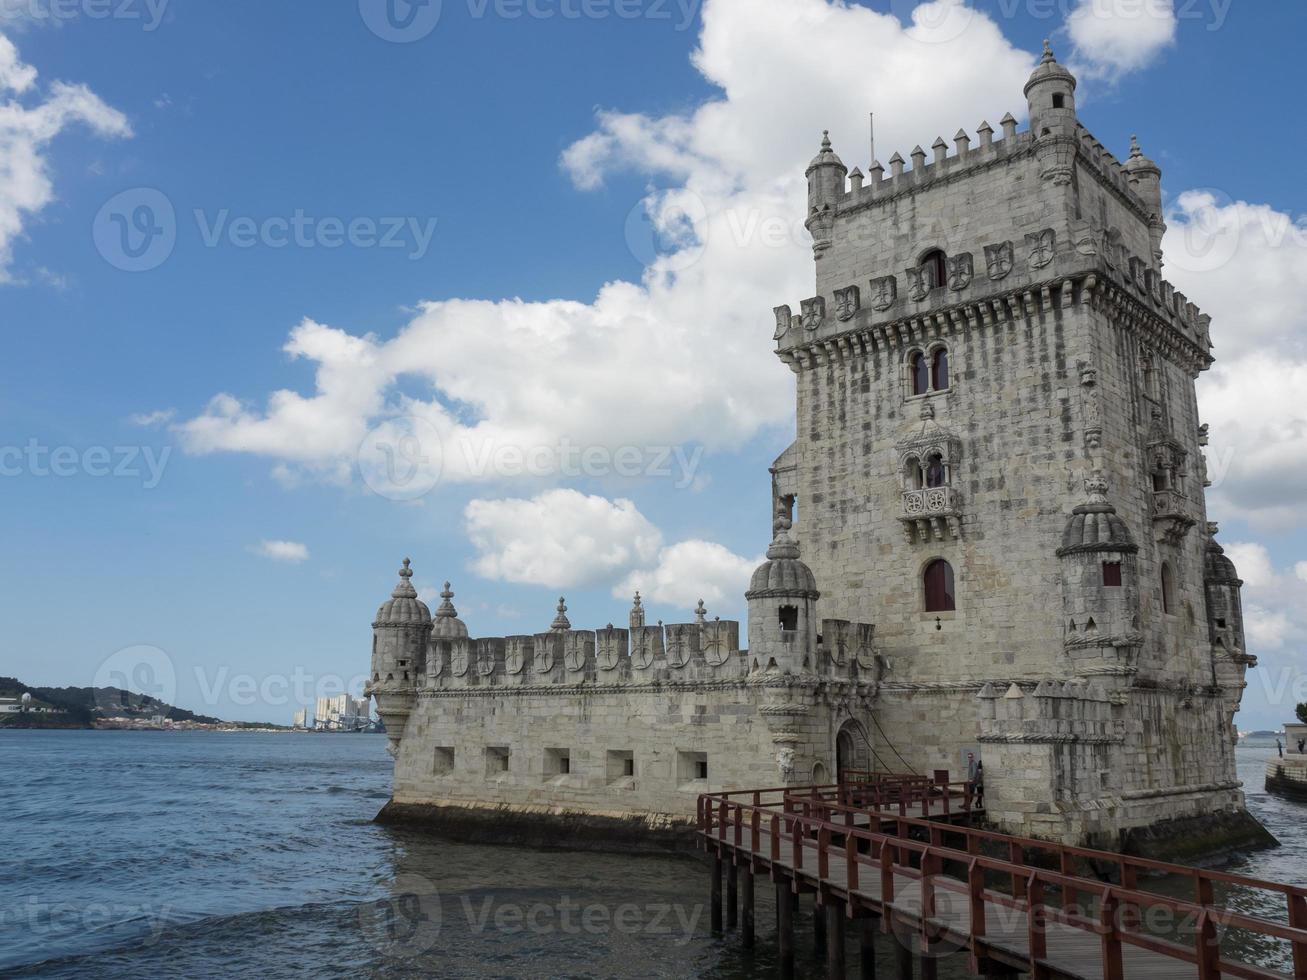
[
  {"xmin": 1025, "ymin": 40, "xmax": 1076, "ymax": 96},
  {"xmin": 1204, "ymin": 538, "xmax": 1242, "ymax": 585},
  {"xmin": 746, "ymin": 533, "xmax": 820, "ymax": 599},
  {"xmin": 374, "ymin": 559, "xmax": 432, "ymax": 627},
  {"xmin": 1057, "ymin": 478, "xmax": 1137, "ymax": 556},
  {"xmin": 805, "ymin": 131, "xmax": 845, "ymax": 174},
  {"xmin": 430, "ymin": 581, "xmax": 468, "ymax": 638}
]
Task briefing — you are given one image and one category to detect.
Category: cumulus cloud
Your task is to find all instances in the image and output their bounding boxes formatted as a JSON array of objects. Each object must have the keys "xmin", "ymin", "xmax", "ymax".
[
  {"xmin": 616, "ymin": 539, "xmax": 760, "ymax": 611},
  {"xmin": 1067, "ymin": 0, "xmax": 1177, "ymax": 76},
  {"xmin": 465, "ymin": 489, "xmax": 664, "ymax": 588},
  {"xmin": 252, "ymin": 540, "xmax": 310, "ymax": 563},
  {"xmin": 175, "ymin": 0, "xmax": 1035, "ymax": 486},
  {"xmin": 464, "ymin": 489, "xmax": 757, "ymax": 612},
  {"xmin": 1163, "ymin": 193, "xmax": 1307, "ymax": 528},
  {"xmin": 0, "ymin": 32, "xmax": 132, "ymax": 282},
  {"xmin": 1223, "ymin": 543, "xmax": 1306, "ymax": 655}
]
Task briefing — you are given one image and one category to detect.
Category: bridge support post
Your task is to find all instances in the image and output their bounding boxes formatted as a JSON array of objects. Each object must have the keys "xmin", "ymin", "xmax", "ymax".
[
  {"xmin": 893, "ymin": 929, "xmax": 913, "ymax": 980},
  {"xmin": 919, "ymin": 940, "xmax": 937, "ymax": 980},
  {"xmin": 727, "ymin": 860, "xmax": 738, "ymax": 929},
  {"xmin": 860, "ymin": 916, "xmax": 878, "ymax": 980},
  {"xmin": 814, "ymin": 897, "xmax": 827, "ymax": 958},
  {"xmin": 777, "ymin": 880, "xmax": 795, "ymax": 979},
  {"xmin": 826, "ymin": 898, "xmax": 846, "ymax": 979},
  {"xmin": 710, "ymin": 853, "xmax": 723, "ymax": 935},
  {"xmin": 741, "ymin": 864, "xmax": 755, "ymax": 949}
]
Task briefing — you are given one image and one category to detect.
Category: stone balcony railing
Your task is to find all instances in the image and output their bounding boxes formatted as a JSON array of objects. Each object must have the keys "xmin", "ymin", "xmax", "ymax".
[
  {"xmin": 1152, "ymin": 488, "xmax": 1197, "ymax": 544},
  {"xmin": 899, "ymin": 487, "xmax": 963, "ymax": 543}
]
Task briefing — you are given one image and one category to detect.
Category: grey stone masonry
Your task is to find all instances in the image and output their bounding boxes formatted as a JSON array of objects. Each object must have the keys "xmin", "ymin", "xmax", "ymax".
[{"xmin": 368, "ymin": 44, "xmax": 1262, "ymax": 851}]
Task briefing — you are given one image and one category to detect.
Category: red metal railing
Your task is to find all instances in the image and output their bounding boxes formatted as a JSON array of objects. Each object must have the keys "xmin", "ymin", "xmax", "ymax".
[{"xmin": 697, "ymin": 785, "xmax": 1307, "ymax": 979}]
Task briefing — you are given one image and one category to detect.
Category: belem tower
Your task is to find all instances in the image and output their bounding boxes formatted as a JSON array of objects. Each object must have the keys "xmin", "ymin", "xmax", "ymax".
[{"xmin": 367, "ymin": 46, "xmax": 1270, "ymax": 856}]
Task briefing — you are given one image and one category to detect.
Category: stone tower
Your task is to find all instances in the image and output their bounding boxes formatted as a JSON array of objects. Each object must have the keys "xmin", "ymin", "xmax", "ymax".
[
  {"xmin": 769, "ymin": 43, "xmax": 1261, "ymax": 847},
  {"xmin": 368, "ymin": 558, "xmax": 431, "ymax": 755}
]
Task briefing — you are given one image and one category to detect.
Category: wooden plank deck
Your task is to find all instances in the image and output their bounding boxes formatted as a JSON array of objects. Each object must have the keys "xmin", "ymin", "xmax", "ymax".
[{"xmin": 736, "ymin": 827, "xmax": 1201, "ymax": 980}]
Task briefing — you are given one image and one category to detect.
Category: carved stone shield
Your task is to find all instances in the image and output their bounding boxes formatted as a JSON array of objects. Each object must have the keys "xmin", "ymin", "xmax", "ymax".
[
  {"xmin": 947, "ymin": 253, "xmax": 973, "ymax": 291},
  {"xmin": 533, "ymin": 633, "xmax": 557, "ymax": 673},
  {"xmin": 630, "ymin": 627, "xmax": 661, "ymax": 669},
  {"xmin": 984, "ymin": 242, "xmax": 1013, "ymax": 280},
  {"xmin": 773, "ymin": 304, "xmax": 792, "ymax": 341},
  {"xmin": 564, "ymin": 631, "xmax": 592, "ymax": 672},
  {"xmin": 800, "ymin": 296, "xmax": 825, "ymax": 331},
  {"xmin": 905, "ymin": 266, "xmax": 928, "ymax": 302},
  {"xmin": 854, "ymin": 623, "xmax": 877, "ymax": 671},
  {"xmin": 596, "ymin": 628, "xmax": 627, "ymax": 671},
  {"xmin": 504, "ymin": 636, "xmax": 530, "ymax": 675},
  {"xmin": 449, "ymin": 639, "xmax": 470, "ymax": 677},
  {"xmin": 833, "ymin": 285, "xmax": 860, "ymax": 322},
  {"xmin": 1026, "ymin": 229, "xmax": 1055, "ymax": 270},
  {"xmin": 870, "ymin": 275, "xmax": 898, "ymax": 311}
]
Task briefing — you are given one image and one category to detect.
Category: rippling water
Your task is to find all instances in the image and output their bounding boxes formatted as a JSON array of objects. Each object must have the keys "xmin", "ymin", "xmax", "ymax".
[{"xmin": 0, "ymin": 731, "xmax": 1301, "ymax": 978}]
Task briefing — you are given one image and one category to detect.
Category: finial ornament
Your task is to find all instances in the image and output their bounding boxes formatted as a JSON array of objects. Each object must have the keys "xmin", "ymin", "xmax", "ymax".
[
  {"xmin": 1042, "ymin": 38, "xmax": 1055, "ymax": 62},
  {"xmin": 1129, "ymin": 134, "xmax": 1143, "ymax": 159},
  {"xmin": 400, "ymin": 558, "xmax": 413, "ymax": 579},
  {"xmin": 695, "ymin": 599, "xmax": 708, "ymax": 625},
  {"xmin": 435, "ymin": 581, "xmax": 458, "ymax": 619},
  {"xmin": 821, "ymin": 129, "xmax": 831, "ymax": 150},
  {"xmin": 551, "ymin": 596, "xmax": 571, "ymax": 631},
  {"xmin": 391, "ymin": 558, "xmax": 418, "ymax": 599}
]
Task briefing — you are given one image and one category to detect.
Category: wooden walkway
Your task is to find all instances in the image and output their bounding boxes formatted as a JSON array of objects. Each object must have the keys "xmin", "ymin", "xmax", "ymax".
[{"xmin": 698, "ymin": 783, "xmax": 1307, "ymax": 979}]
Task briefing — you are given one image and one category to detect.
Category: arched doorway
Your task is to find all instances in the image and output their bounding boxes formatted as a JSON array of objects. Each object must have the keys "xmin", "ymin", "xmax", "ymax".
[{"xmin": 835, "ymin": 718, "xmax": 871, "ymax": 782}]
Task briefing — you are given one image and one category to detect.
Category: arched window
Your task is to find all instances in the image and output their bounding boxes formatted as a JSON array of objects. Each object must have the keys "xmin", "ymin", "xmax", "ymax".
[
  {"xmin": 1161, "ymin": 563, "xmax": 1175, "ymax": 615},
  {"xmin": 924, "ymin": 453, "xmax": 946, "ymax": 488},
  {"xmin": 921, "ymin": 249, "xmax": 947, "ymax": 290},
  {"xmin": 911, "ymin": 351, "xmax": 930, "ymax": 395},
  {"xmin": 931, "ymin": 348, "xmax": 950, "ymax": 391},
  {"xmin": 904, "ymin": 456, "xmax": 924, "ymax": 490},
  {"xmin": 924, "ymin": 559, "xmax": 956, "ymax": 613}
]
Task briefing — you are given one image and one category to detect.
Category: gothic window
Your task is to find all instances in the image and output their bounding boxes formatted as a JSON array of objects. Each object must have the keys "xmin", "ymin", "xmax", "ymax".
[
  {"xmin": 924, "ymin": 559, "xmax": 956, "ymax": 613},
  {"xmin": 1102, "ymin": 562, "xmax": 1123, "ymax": 587},
  {"xmin": 911, "ymin": 352, "xmax": 930, "ymax": 395},
  {"xmin": 924, "ymin": 453, "xmax": 947, "ymax": 488},
  {"xmin": 921, "ymin": 249, "xmax": 947, "ymax": 290},
  {"xmin": 932, "ymin": 349, "xmax": 950, "ymax": 391},
  {"xmin": 1161, "ymin": 562, "xmax": 1176, "ymax": 615}
]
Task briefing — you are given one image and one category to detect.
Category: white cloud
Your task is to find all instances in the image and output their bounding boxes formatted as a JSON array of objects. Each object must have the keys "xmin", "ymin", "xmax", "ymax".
[
  {"xmin": 252, "ymin": 540, "xmax": 310, "ymax": 563},
  {"xmin": 1067, "ymin": 0, "xmax": 1177, "ymax": 75},
  {"xmin": 0, "ymin": 31, "xmax": 132, "ymax": 282},
  {"xmin": 464, "ymin": 489, "xmax": 664, "ymax": 588},
  {"xmin": 1224, "ymin": 543, "xmax": 1306, "ymax": 654},
  {"xmin": 129, "ymin": 409, "xmax": 175, "ymax": 428},
  {"xmin": 176, "ymin": 0, "xmax": 1035, "ymax": 486},
  {"xmin": 1163, "ymin": 194, "xmax": 1307, "ymax": 528},
  {"xmin": 464, "ymin": 489, "xmax": 758, "ymax": 614},
  {"xmin": 616, "ymin": 539, "xmax": 760, "ymax": 612}
]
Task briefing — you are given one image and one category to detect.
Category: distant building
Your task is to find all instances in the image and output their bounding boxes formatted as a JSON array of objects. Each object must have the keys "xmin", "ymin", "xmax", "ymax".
[
  {"xmin": 313, "ymin": 694, "xmax": 369, "ymax": 731},
  {"xmin": 292, "ymin": 708, "xmax": 309, "ymax": 729}
]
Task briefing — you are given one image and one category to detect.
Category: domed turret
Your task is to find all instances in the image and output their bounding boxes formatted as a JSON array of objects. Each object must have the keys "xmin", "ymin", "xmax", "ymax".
[
  {"xmin": 1123, "ymin": 135, "xmax": 1166, "ymax": 264},
  {"xmin": 805, "ymin": 131, "xmax": 846, "ymax": 253},
  {"xmin": 1056, "ymin": 476, "xmax": 1142, "ymax": 663},
  {"xmin": 1025, "ymin": 39, "xmax": 1077, "ymax": 131},
  {"xmin": 430, "ymin": 581, "xmax": 468, "ymax": 639},
  {"xmin": 746, "ymin": 526, "xmax": 820, "ymax": 673},
  {"xmin": 1204, "ymin": 526, "xmax": 1247, "ymax": 656},
  {"xmin": 368, "ymin": 559, "xmax": 433, "ymax": 757}
]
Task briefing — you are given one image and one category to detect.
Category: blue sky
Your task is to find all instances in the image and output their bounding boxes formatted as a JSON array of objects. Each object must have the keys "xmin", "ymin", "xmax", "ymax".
[{"xmin": 1, "ymin": 0, "xmax": 1304, "ymax": 727}]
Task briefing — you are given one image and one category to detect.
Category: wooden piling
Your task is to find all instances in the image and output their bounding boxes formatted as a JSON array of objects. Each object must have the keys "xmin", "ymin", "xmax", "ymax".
[
  {"xmin": 741, "ymin": 864, "xmax": 755, "ymax": 949},
  {"xmin": 860, "ymin": 915, "xmax": 878, "ymax": 980},
  {"xmin": 826, "ymin": 897, "xmax": 846, "ymax": 978},
  {"xmin": 727, "ymin": 860, "xmax": 738, "ymax": 929},
  {"xmin": 711, "ymin": 853, "xmax": 723, "ymax": 934},
  {"xmin": 777, "ymin": 880, "xmax": 795, "ymax": 979}
]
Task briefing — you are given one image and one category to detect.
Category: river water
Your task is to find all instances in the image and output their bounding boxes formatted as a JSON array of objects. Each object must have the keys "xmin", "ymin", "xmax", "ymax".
[{"xmin": 1, "ymin": 731, "xmax": 1301, "ymax": 978}]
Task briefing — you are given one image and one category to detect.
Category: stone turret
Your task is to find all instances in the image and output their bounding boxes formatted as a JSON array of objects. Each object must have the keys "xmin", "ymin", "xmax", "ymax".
[
  {"xmin": 1123, "ymin": 134, "xmax": 1166, "ymax": 265},
  {"xmin": 1204, "ymin": 525, "xmax": 1248, "ymax": 659},
  {"xmin": 1056, "ymin": 474, "xmax": 1142, "ymax": 676},
  {"xmin": 431, "ymin": 582, "xmax": 468, "ymax": 639},
  {"xmin": 747, "ymin": 526, "xmax": 820, "ymax": 673},
  {"xmin": 804, "ymin": 131, "xmax": 845, "ymax": 254},
  {"xmin": 368, "ymin": 558, "xmax": 431, "ymax": 755},
  {"xmin": 1026, "ymin": 40, "xmax": 1078, "ymax": 185}
]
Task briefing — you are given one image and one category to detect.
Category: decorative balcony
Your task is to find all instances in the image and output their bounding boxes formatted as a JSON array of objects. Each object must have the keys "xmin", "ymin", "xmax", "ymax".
[
  {"xmin": 1152, "ymin": 489, "xmax": 1197, "ymax": 544},
  {"xmin": 900, "ymin": 487, "xmax": 963, "ymax": 543}
]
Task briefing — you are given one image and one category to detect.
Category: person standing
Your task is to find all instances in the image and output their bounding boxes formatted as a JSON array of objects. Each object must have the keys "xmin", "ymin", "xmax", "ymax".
[{"xmin": 1277, "ymin": 738, "xmax": 1284, "ymax": 758}]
